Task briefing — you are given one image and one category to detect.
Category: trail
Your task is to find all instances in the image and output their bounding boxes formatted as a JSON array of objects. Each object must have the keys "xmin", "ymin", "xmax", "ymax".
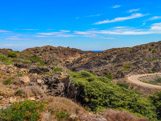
[{"xmin": 126, "ymin": 73, "xmax": 161, "ymax": 89}]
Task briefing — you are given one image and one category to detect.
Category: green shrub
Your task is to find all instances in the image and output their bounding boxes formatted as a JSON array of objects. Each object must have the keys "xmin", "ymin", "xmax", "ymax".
[
  {"xmin": 151, "ymin": 44, "xmax": 155, "ymax": 46},
  {"xmin": 15, "ymin": 90, "xmax": 24, "ymax": 96},
  {"xmin": 149, "ymin": 48, "xmax": 152, "ymax": 51},
  {"xmin": 106, "ymin": 73, "xmax": 113, "ymax": 80},
  {"xmin": 79, "ymin": 71, "xmax": 92, "ymax": 78},
  {"xmin": 117, "ymin": 82, "xmax": 129, "ymax": 89},
  {"xmin": 0, "ymin": 100, "xmax": 46, "ymax": 121},
  {"xmin": 156, "ymin": 78, "xmax": 161, "ymax": 83},
  {"xmin": 69, "ymin": 71, "xmax": 157, "ymax": 120},
  {"xmin": 149, "ymin": 91, "xmax": 161, "ymax": 120},
  {"xmin": 123, "ymin": 65, "xmax": 132, "ymax": 69},
  {"xmin": 22, "ymin": 56, "xmax": 45, "ymax": 66},
  {"xmin": 152, "ymin": 50, "xmax": 157, "ymax": 53},
  {"xmin": 53, "ymin": 67, "xmax": 62, "ymax": 73},
  {"xmin": 3, "ymin": 78, "xmax": 13, "ymax": 85},
  {"xmin": 44, "ymin": 72, "xmax": 51, "ymax": 75},
  {"xmin": 7, "ymin": 52, "xmax": 17, "ymax": 58},
  {"xmin": 56, "ymin": 111, "xmax": 70, "ymax": 121},
  {"xmin": 0, "ymin": 53, "xmax": 13, "ymax": 65},
  {"xmin": 16, "ymin": 72, "xmax": 24, "ymax": 77}
]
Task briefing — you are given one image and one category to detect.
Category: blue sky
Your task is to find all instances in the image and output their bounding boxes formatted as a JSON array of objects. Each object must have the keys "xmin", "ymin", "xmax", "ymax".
[{"xmin": 0, "ymin": 0, "xmax": 161, "ymax": 51}]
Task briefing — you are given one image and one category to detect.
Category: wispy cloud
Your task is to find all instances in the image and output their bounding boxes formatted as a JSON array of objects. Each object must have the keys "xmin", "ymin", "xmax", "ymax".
[
  {"xmin": 0, "ymin": 30, "xmax": 11, "ymax": 33},
  {"xmin": 15, "ymin": 29, "xmax": 39, "ymax": 31},
  {"xmin": 75, "ymin": 22, "xmax": 161, "ymax": 35},
  {"xmin": 94, "ymin": 13, "xmax": 148, "ymax": 25},
  {"xmin": 150, "ymin": 22, "xmax": 161, "ymax": 30},
  {"xmin": 112, "ymin": 5, "xmax": 121, "ymax": 8},
  {"xmin": 60, "ymin": 30, "xmax": 71, "ymax": 32},
  {"xmin": 143, "ymin": 16, "xmax": 161, "ymax": 25},
  {"xmin": 148, "ymin": 16, "xmax": 161, "ymax": 21},
  {"xmin": 75, "ymin": 31, "xmax": 97, "ymax": 37},
  {"xmin": 35, "ymin": 35, "xmax": 48, "ymax": 38},
  {"xmin": 5, "ymin": 36, "xmax": 31, "ymax": 40},
  {"xmin": 127, "ymin": 8, "xmax": 140, "ymax": 13},
  {"xmin": 37, "ymin": 30, "xmax": 75, "ymax": 37},
  {"xmin": 76, "ymin": 14, "xmax": 101, "ymax": 20}
]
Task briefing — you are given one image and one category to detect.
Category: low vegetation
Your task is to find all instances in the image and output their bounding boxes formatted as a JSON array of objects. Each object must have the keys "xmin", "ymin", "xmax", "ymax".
[
  {"xmin": 68, "ymin": 71, "xmax": 157, "ymax": 120},
  {"xmin": 7, "ymin": 52, "xmax": 17, "ymax": 58},
  {"xmin": 117, "ymin": 82, "xmax": 129, "ymax": 89},
  {"xmin": 123, "ymin": 65, "xmax": 132, "ymax": 69},
  {"xmin": 150, "ymin": 92, "xmax": 161, "ymax": 120},
  {"xmin": 0, "ymin": 100, "xmax": 46, "ymax": 121},
  {"xmin": 3, "ymin": 78, "xmax": 14, "ymax": 85},
  {"xmin": 142, "ymin": 78, "xmax": 161, "ymax": 85},
  {"xmin": 53, "ymin": 67, "xmax": 62, "ymax": 73},
  {"xmin": 0, "ymin": 53, "xmax": 13, "ymax": 65}
]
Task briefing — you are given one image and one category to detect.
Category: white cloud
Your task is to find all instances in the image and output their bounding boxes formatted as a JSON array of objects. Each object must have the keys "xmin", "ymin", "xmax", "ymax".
[
  {"xmin": 35, "ymin": 35, "xmax": 48, "ymax": 38},
  {"xmin": 5, "ymin": 36, "xmax": 31, "ymax": 40},
  {"xmin": 114, "ymin": 26, "xmax": 127, "ymax": 29},
  {"xmin": 38, "ymin": 31, "xmax": 75, "ymax": 37},
  {"xmin": 148, "ymin": 16, "xmax": 161, "ymax": 21},
  {"xmin": 94, "ymin": 13, "xmax": 148, "ymax": 25},
  {"xmin": 112, "ymin": 5, "xmax": 121, "ymax": 8},
  {"xmin": 102, "ymin": 37, "xmax": 115, "ymax": 39},
  {"xmin": 76, "ymin": 14, "xmax": 101, "ymax": 20},
  {"xmin": 150, "ymin": 22, "xmax": 161, "ymax": 31},
  {"xmin": 87, "ymin": 14, "xmax": 101, "ymax": 17},
  {"xmin": 0, "ymin": 30, "xmax": 11, "ymax": 32},
  {"xmin": 60, "ymin": 30, "xmax": 71, "ymax": 32},
  {"xmin": 75, "ymin": 22, "xmax": 161, "ymax": 36},
  {"xmin": 23, "ymin": 29, "xmax": 39, "ymax": 30},
  {"xmin": 24, "ymin": 29, "xmax": 39, "ymax": 30},
  {"xmin": 127, "ymin": 8, "xmax": 140, "ymax": 13},
  {"xmin": 74, "ymin": 31, "xmax": 97, "ymax": 37},
  {"xmin": 143, "ymin": 16, "xmax": 161, "ymax": 26}
]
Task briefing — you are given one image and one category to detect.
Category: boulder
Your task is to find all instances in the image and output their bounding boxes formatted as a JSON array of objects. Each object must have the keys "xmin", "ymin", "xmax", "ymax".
[{"xmin": 19, "ymin": 76, "xmax": 30, "ymax": 84}]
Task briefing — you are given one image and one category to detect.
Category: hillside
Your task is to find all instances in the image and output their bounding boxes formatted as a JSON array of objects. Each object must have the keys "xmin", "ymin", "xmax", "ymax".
[
  {"xmin": 68, "ymin": 41, "xmax": 161, "ymax": 78},
  {"xmin": 0, "ymin": 41, "xmax": 161, "ymax": 120},
  {"xmin": 1, "ymin": 41, "xmax": 160, "ymax": 79}
]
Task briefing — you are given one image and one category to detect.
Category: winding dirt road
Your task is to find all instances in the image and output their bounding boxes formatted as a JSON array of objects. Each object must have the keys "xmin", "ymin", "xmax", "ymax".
[{"xmin": 126, "ymin": 73, "xmax": 161, "ymax": 89}]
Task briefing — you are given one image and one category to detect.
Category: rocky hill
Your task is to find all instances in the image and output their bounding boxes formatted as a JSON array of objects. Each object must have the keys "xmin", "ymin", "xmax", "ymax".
[
  {"xmin": 67, "ymin": 41, "xmax": 161, "ymax": 78},
  {"xmin": 0, "ymin": 41, "xmax": 161, "ymax": 121},
  {"xmin": 2, "ymin": 41, "xmax": 159, "ymax": 79}
]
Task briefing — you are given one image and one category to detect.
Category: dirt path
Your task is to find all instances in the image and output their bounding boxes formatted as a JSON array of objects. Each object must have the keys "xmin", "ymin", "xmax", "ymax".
[{"xmin": 126, "ymin": 73, "xmax": 161, "ymax": 89}]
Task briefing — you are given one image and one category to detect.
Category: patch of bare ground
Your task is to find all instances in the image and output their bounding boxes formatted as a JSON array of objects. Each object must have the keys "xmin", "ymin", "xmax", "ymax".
[{"xmin": 126, "ymin": 73, "xmax": 161, "ymax": 96}]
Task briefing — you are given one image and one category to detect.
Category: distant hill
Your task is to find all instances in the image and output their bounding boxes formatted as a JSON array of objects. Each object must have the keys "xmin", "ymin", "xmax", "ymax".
[
  {"xmin": 68, "ymin": 41, "xmax": 161, "ymax": 78},
  {"xmin": 0, "ymin": 41, "xmax": 161, "ymax": 78}
]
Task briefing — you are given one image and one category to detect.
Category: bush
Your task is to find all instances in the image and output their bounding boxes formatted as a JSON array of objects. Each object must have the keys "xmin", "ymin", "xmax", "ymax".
[
  {"xmin": 152, "ymin": 50, "xmax": 157, "ymax": 53},
  {"xmin": 0, "ymin": 54, "xmax": 13, "ymax": 65},
  {"xmin": 15, "ymin": 90, "xmax": 24, "ymax": 96},
  {"xmin": 3, "ymin": 78, "xmax": 13, "ymax": 85},
  {"xmin": 106, "ymin": 73, "xmax": 113, "ymax": 80},
  {"xmin": 117, "ymin": 82, "xmax": 129, "ymax": 89},
  {"xmin": 55, "ymin": 111, "xmax": 70, "ymax": 121},
  {"xmin": 16, "ymin": 72, "xmax": 24, "ymax": 77},
  {"xmin": 53, "ymin": 67, "xmax": 62, "ymax": 73},
  {"xmin": 156, "ymin": 78, "xmax": 161, "ymax": 83},
  {"xmin": 7, "ymin": 52, "xmax": 17, "ymax": 58},
  {"xmin": 123, "ymin": 65, "xmax": 132, "ymax": 69},
  {"xmin": 23, "ymin": 56, "xmax": 45, "ymax": 66},
  {"xmin": 69, "ymin": 71, "xmax": 157, "ymax": 120},
  {"xmin": 149, "ymin": 91, "xmax": 161, "ymax": 120},
  {"xmin": 0, "ymin": 100, "xmax": 46, "ymax": 121}
]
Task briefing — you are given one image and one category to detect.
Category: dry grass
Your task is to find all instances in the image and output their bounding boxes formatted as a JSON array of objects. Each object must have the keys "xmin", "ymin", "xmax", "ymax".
[
  {"xmin": 22, "ymin": 86, "xmax": 46, "ymax": 98},
  {"xmin": 0, "ymin": 83, "xmax": 15, "ymax": 97},
  {"xmin": 0, "ymin": 71, "xmax": 10, "ymax": 81},
  {"xmin": 103, "ymin": 109, "xmax": 148, "ymax": 121},
  {"xmin": 44, "ymin": 96, "xmax": 86, "ymax": 115}
]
